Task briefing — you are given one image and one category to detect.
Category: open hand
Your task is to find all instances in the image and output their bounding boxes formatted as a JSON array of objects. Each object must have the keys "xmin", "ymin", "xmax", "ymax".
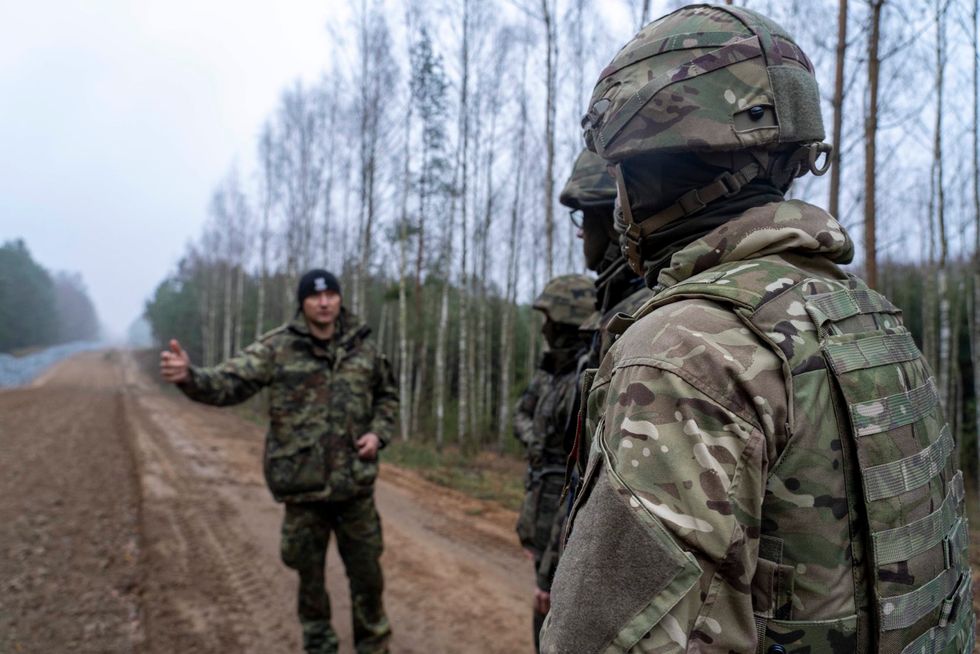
[
  {"xmin": 160, "ymin": 339, "xmax": 191, "ymax": 384},
  {"xmin": 356, "ymin": 432, "xmax": 381, "ymax": 460}
]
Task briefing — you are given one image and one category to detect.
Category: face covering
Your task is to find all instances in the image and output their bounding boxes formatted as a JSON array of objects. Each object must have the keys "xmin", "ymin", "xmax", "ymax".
[{"xmin": 617, "ymin": 151, "xmax": 785, "ymax": 284}]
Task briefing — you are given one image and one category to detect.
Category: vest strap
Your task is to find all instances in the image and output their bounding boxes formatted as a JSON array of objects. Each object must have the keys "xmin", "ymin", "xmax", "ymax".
[
  {"xmin": 872, "ymin": 471, "xmax": 964, "ymax": 565},
  {"xmin": 863, "ymin": 425, "xmax": 953, "ymax": 502},
  {"xmin": 945, "ymin": 516, "xmax": 969, "ymax": 572},
  {"xmin": 880, "ymin": 566, "xmax": 965, "ymax": 631},
  {"xmin": 850, "ymin": 377, "xmax": 940, "ymax": 437},
  {"xmin": 899, "ymin": 575, "xmax": 974, "ymax": 653},
  {"xmin": 807, "ymin": 287, "xmax": 900, "ymax": 325},
  {"xmin": 824, "ymin": 331, "xmax": 920, "ymax": 375}
]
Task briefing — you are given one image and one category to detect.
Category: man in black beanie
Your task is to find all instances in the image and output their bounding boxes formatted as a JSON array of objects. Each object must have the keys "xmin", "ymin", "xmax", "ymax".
[{"xmin": 160, "ymin": 269, "xmax": 398, "ymax": 654}]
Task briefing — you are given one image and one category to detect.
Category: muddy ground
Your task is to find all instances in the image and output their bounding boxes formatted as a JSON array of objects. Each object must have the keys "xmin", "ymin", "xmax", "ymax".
[
  {"xmin": 4, "ymin": 350, "xmax": 980, "ymax": 653},
  {"xmin": 0, "ymin": 352, "xmax": 534, "ymax": 653}
]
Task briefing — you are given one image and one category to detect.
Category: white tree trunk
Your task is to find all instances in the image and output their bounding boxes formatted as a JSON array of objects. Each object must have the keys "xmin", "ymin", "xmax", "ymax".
[
  {"xmin": 456, "ymin": 0, "xmax": 471, "ymax": 445},
  {"xmin": 222, "ymin": 261, "xmax": 233, "ymax": 361},
  {"xmin": 434, "ymin": 278, "xmax": 450, "ymax": 449},
  {"xmin": 541, "ymin": 0, "xmax": 557, "ymax": 280},
  {"xmin": 234, "ymin": 264, "xmax": 245, "ymax": 352},
  {"xmin": 971, "ymin": 0, "xmax": 980, "ymax": 501},
  {"xmin": 411, "ymin": 322, "xmax": 429, "ymax": 436},
  {"xmin": 397, "ymin": 86, "xmax": 413, "ymax": 442},
  {"xmin": 933, "ymin": 0, "xmax": 950, "ymax": 409}
]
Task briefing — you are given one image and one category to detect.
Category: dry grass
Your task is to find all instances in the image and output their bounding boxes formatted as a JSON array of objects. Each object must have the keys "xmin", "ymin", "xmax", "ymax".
[{"xmin": 382, "ymin": 441, "xmax": 526, "ymax": 512}]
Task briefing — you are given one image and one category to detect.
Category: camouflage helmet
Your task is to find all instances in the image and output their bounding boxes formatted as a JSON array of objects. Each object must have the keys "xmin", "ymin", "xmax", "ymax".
[
  {"xmin": 582, "ymin": 4, "xmax": 831, "ymax": 274},
  {"xmin": 582, "ymin": 4, "xmax": 825, "ymax": 162},
  {"xmin": 559, "ymin": 149, "xmax": 617, "ymax": 210},
  {"xmin": 533, "ymin": 274, "xmax": 596, "ymax": 327}
]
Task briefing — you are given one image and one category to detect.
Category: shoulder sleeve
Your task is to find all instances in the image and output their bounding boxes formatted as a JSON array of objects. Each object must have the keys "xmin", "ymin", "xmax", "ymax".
[
  {"xmin": 542, "ymin": 361, "xmax": 769, "ymax": 653},
  {"xmin": 179, "ymin": 339, "xmax": 275, "ymax": 406}
]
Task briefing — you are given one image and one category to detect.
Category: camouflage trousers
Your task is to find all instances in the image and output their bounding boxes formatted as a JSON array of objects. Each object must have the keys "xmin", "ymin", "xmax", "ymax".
[
  {"xmin": 517, "ymin": 469, "xmax": 564, "ymax": 654},
  {"xmin": 516, "ymin": 468, "xmax": 564, "ymax": 554},
  {"xmin": 280, "ymin": 495, "xmax": 390, "ymax": 654}
]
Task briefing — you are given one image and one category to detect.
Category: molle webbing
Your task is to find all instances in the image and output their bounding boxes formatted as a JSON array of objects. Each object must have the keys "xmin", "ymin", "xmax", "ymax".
[
  {"xmin": 824, "ymin": 332, "xmax": 920, "ymax": 375},
  {"xmin": 849, "ymin": 378, "xmax": 939, "ymax": 437},
  {"xmin": 872, "ymin": 471, "xmax": 963, "ymax": 565},
  {"xmin": 880, "ymin": 565, "xmax": 967, "ymax": 631},
  {"xmin": 811, "ymin": 281, "xmax": 972, "ymax": 652},
  {"xmin": 862, "ymin": 425, "xmax": 953, "ymax": 502},
  {"xmin": 902, "ymin": 608, "xmax": 975, "ymax": 654},
  {"xmin": 807, "ymin": 287, "xmax": 900, "ymax": 325},
  {"xmin": 639, "ymin": 259, "xmax": 972, "ymax": 651},
  {"xmin": 881, "ymin": 512, "xmax": 969, "ymax": 638}
]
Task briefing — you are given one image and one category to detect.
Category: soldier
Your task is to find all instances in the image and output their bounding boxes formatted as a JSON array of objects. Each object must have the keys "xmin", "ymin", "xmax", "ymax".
[
  {"xmin": 513, "ymin": 274, "xmax": 595, "ymax": 653},
  {"xmin": 159, "ymin": 269, "xmax": 396, "ymax": 654},
  {"xmin": 561, "ymin": 149, "xmax": 652, "ymax": 365},
  {"xmin": 543, "ymin": 5, "xmax": 974, "ymax": 654},
  {"xmin": 531, "ymin": 152, "xmax": 656, "ymax": 631}
]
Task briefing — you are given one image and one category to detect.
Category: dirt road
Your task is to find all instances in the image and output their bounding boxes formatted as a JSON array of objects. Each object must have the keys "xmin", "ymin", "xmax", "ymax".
[{"xmin": 0, "ymin": 352, "xmax": 534, "ymax": 653}]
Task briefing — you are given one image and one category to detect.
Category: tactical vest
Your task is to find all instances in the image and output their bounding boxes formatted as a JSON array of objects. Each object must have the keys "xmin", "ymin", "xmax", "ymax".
[{"xmin": 629, "ymin": 256, "xmax": 974, "ymax": 654}]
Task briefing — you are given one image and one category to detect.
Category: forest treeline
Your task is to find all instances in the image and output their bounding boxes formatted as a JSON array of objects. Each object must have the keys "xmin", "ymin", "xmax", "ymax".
[
  {"xmin": 0, "ymin": 239, "xmax": 100, "ymax": 352},
  {"xmin": 143, "ymin": 0, "xmax": 980, "ymax": 477}
]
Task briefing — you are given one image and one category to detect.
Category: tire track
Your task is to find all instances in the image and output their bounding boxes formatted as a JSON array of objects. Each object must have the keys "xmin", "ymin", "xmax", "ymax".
[
  {"xmin": 119, "ymin": 351, "xmax": 532, "ymax": 653},
  {"xmin": 121, "ymin": 376, "xmax": 292, "ymax": 653}
]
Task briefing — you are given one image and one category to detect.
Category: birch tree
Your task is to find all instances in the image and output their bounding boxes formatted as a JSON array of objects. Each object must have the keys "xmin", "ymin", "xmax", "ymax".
[
  {"xmin": 409, "ymin": 24, "xmax": 450, "ymax": 437},
  {"xmin": 971, "ymin": 0, "xmax": 980, "ymax": 494},
  {"xmin": 541, "ymin": 0, "xmax": 558, "ymax": 280},
  {"xmin": 255, "ymin": 122, "xmax": 277, "ymax": 338},
  {"xmin": 864, "ymin": 0, "xmax": 884, "ymax": 289},
  {"xmin": 456, "ymin": 0, "xmax": 473, "ymax": 445},
  {"xmin": 829, "ymin": 0, "xmax": 848, "ymax": 219},
  {"xmin": 498, "ymin": 39, "xmax": 532, "ymax": 449},
  {"xmin": 932, "ymin": 0, "xmax": 951, "ymax": 409},
  {"xmin": 397, "ymin": 10, "xmax": 415, "ymax": 442},
  {"xmin": 352, "ymin": 2, "xmax": 393, "ymax": 314}
]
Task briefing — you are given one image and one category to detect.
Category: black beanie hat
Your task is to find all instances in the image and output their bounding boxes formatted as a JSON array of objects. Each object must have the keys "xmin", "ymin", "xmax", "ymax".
[{"xmin": 297, "ymin": 269, "xmax": 342, "ymax": 306}]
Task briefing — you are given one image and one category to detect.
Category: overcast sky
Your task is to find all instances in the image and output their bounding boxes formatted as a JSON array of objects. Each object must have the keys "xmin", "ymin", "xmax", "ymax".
[{"xmin": 1, "ymin": 1, "xmax": 340, "ymax": 339}]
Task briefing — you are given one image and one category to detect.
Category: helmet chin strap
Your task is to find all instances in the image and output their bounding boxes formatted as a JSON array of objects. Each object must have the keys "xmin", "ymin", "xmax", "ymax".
[
  {"xmin": 614, "ymin": 143, "xmax": 833, "ymax": 274},
  {"xmin": 615, "ymin": 157, "xmax": 763, "ymax": 274}
]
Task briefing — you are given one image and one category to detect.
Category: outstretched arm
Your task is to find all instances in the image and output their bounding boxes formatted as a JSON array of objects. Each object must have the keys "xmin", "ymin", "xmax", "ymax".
[{"xmin": 161, "ymin": 338, "xmax": 273, "ymax": 406}]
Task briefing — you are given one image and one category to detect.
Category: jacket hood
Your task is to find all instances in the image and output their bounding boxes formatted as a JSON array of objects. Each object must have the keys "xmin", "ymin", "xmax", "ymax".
[{"xmin": 656, "ymin": 200, "xmax": 853, "ymax": 290}]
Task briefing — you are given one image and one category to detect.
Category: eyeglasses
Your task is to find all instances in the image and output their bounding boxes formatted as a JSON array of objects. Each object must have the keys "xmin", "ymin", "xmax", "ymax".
[{"xmin": 569, "ymin": 209, "xmax": 583, "ymax": 229}]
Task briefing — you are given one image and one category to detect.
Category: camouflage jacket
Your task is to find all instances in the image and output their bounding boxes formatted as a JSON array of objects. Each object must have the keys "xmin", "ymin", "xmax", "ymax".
[
  {"xmin": 581, "ymin": 285, "xmax": 653, "ymax": 367},
  {"xmin": 539, "ymin": 266, "xmax": 652, "ymax": 591},
  {"xmin": 514, "ymin": 345, "xmax": 587, "ymax": 590},
  {"xmin": 179, "ymin": 311, "xmax": 398, "ymax": 503},
  {"xmin": 542, "ymin": 201, "xmax": 973, "ymax": 653},
  {"xmin": 513, "ymin": 347, "xmax": 585, "ymax": 467}
]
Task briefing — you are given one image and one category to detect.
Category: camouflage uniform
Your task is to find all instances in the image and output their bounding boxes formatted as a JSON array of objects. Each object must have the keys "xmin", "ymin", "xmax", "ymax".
[
  {"xmin": 514, "ymin": 275, "xmax": 595, "ymax": 651},
  {"xmin": 514, "ymin": 355, "xmax": 582, "ymax": 561},
  {"xmin": 538, "ymin": 152, "xmax": 653, "ymax": 604},
  {"xmin": 542, "ymin": 5, "xmax": 973, "ymax": 653},
  {"xmin": 179, "ymin": 310, "xmax": 397, "ymax": 654}
]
